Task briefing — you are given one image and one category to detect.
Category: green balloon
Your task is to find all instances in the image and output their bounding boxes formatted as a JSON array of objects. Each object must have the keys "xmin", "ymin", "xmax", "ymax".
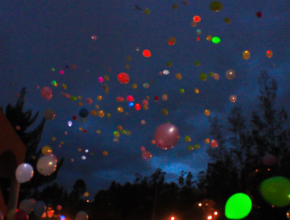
[
  {"xmin": 212, "ymin": 36, "xmax": 221, "ymax": 44},
  {"xmin": 225, "ymin": 193, "xmax": 252, "ymax": 219},
  {"xmin": 260, "ymin": 176, "xmax": 290, "ymax": 207},
  {"xmin": 70, "ymin": 96, "xmax": 77, "ymax": 101},
  {"xmin": 210, "ymin": 1, "xmax": 223, "ymax": 12},
  {"xmin": 200, "ymin": 73, "xmax": 207, "ymax": 81}
]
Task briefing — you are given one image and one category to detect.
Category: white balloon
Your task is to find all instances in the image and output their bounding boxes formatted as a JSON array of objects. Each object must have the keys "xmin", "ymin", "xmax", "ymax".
[
  {"xmin": 76, "ymin": 211, "xmax": 89, "ymax": 220},
  {"xmin": 15, "ymin": 163, "xmax": 34, "ymax": 183},
  {"xmin": 37, "ymin": 155, "xmax": 57, "ymax": 176},
  {"xmin": 19, "ymin": 199, "xmax": 34, "ymax": 214},
  {"xmin": 33, "ymin": 201, "xmax": 46, "ymax": 217},
  {"xmin": 0, "ymin": 211, "xmax": 3, "ymax": 220}
]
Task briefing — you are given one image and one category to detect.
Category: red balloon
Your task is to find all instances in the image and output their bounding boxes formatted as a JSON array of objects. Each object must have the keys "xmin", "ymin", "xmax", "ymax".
[
  {"xmin": 57, "ymin": 205, "xmax": 62, "ymax": 211},
  {"xmin": 141, "ymin": 146, "xmax": 146, "ymax": 151},
  {"xmin": 256, "ymin": 11, "xmax": 262, "ymax": 18},
  {"xmin": 118, "ymin": 73, "xmax": 129, "ymax": 84},
  {"xmin": 15, "ymin": 210, "xmax": 28, "ymax": 220},
  {"xmin": 154, "ymin": 96, "xmax": 159, "ymax": 101},
  {"xmin": 143, "ymin": 49, "xmax": 151, "ymax": 57},
  {"xmin": 210, "ymin": 140, "xmax": 218, "ymax": 148},
  {"xmin": 263, "ymin": 154, "xmax": 276, "ymax": 166},
  {"xmin": 142, "ymin": 151, "xmax": 152, "ymax": 161},
  {"xmin": 126, "ymin": 95, "xmax": 134, "ymax": 102},
  {"xmin": 72, "ymin": 115, "xmax": 77, "ymax": 120},
  {"xmin": 41, "ymin": 87, "xmax": 52, "ymax": 100},
  {"xmin": 86, "ymin": 98, "xmax": 93, "ymax": 104},
  {"xmin": 116, "ymin": 96, "xmax": 124, "ymax": 102},
  {"xmin": 154, "ymin": 123, "xmax": 179, "ymax": 149},
  {"xmin": 135, "ymin": 103, "xmax": 141, "ymax": 111}
]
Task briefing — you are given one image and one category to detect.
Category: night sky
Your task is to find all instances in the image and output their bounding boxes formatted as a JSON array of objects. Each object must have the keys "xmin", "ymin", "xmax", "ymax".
[{"xmin": 1, "ymin": 0, "xmax": 290, "ymax": 200}]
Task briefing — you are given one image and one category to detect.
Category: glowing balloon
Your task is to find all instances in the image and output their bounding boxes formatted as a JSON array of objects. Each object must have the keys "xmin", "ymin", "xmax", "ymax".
[
  {"xmin": 213, "ymin": 73, "xmax": 219, "ymax": 80},
  {"xmin": 126, "ymin": 95, "xmax": 134, "ymax": 102},
  {"xmin": 154, "ymin": 124, "xmax": 180, "ymax": 149},
  {"xmin": 209, "ymin": 1, "xmax": 223, "ymax": 11},
  {"xmin": 263, "ymin": 154, "xmax": 277, "ymax": 166},
  {"xmin": 210, "ymin": 139, "xmax": 218, "ymax": 147},
  {"xmin": 41, "ymin": 87, "xmax": 52, "ymax": 100},
  {"xmin": 98, "ymin": 110, "xmax": 105, "ymax": 118},
  {"xmin": 79, "ymin": 108, "xmax": 89, "ymax": 119},
  {"xmin": 36, "ymin": 155, "xmax": 57, "ymax": 176},
  {"xmin": 229, "ymin": 95, "xmax": 237, "ymax": 103},
  {"xmin": 260, "ymin": 176, "xmax": 290, "ymax": 207},
  {"xmin": 44, "ymin": 109, "xmax": 55, "ymax": 121},
  {"xmin": 135, "ymin": 103, "xmax": 141, "ymax": 111},
  {"xmin": 175, "ymin": 73, "xmax": 182, "ymax": 79},
  {"xmin": 41, "ymin": 146, "xmax": 52, "ymax": 155},
  {"xmin": 185, "ymin": 136, "xmax": 191, "ymax": 143},
  {"xmin": 212, "ymin": 36, "xmax": 221, "ymax": 44},
  {"xmin": 266, "ymin": 50, "xmax": 273, "ymax": 58},
  {"xmin": 226, "ymin": 69, "xmax": 236, "ymax": 80},
  {"xmin": 142, "ymin": 151, "xmax": 152, "ymax": 161},
  {"xmin": 118, "ymin": 73, "xmax": 130, "ymax": 84},
  {"xmin": 243, "ymin": 50, "xmax": 250, "ymax": 60},
  {"xmin": 15, "ymin": 163, "xmax": 34, "ymax": 183},
  {"xmin": 15, "ymin": 210, "xmax": 28, "ymax": 220},
  {"xmin": 76, "ymin": 211, "xmax": 88, "ymax": 220},
  {"xmin": 225, "ymin": 193, "xmax": 252, "ymax": 219},
  {"xmin": 19, "ymin": 199, "xmax": 34, "ymax": 214},
  {"xmin": 143, "ymin": 49, "xmax": 151, "ymax": 57},
  {"xmin": 163, "ymin": 70, "xmax": 169, "ymax": 75},
  {"xmin": 204, "ymin": 110, "xmax": 210, "ymax": 116},
  {"xmin": 91, "ymin": 35, "xmax": 97, "ymax": 40},
  {"xmin": 168, "ymin": 37, "xmax": 176, "ymax": 45},
  {"xmin": 193, "ymin": 16, "xmax": 201, "ymax": 22}
]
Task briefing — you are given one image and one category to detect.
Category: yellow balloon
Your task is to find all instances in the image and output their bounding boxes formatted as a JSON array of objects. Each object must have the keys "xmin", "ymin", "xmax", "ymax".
[
  {"xmin": 194, "ymin": 88, "xmax": 200, "ymax": 94},
  {"xmin": 106, "ymin": 113, "xmax": 111, "ymax": 118},
  {"xmin": 117, "ymin": 107, "xmax": 123, "ymax": 113},
  {"xmin": 62, "ymin": 84, "xmax": 67, "ymax": 89},
  {"xmin": 162, "ymin": 109, "xmax": 168, "ymax": 115},
  {"xmin": 98, "ymin": 110, "xmax": 105, "ymax": 118},
  {"xmin": 84, "ymin": 192, "xmax": 89, "ymax": 197},
  {"xmin": 243, "ymin": 50, "xmax": 250, "ymax": 60},
  {"xmin": 97, "ymin": 95, "xmax": 102, "ymax": 101},
  {"xmin": 113, "ymin": 131, "xmax": 120, "ymax": 138},
  {"xmin": 42, "ymin": 146, "xmax": 52, "ymax": 155},
  {"xmin": 143, "ymin": 105, "xmax": 148, "ymax": 110},
  {"xmin": 206, "ymin": 35, "xmax": 212, "ymax": 41}
]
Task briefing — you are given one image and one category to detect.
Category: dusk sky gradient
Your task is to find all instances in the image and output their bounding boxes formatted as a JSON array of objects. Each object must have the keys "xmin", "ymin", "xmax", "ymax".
[{"xmin": 1, "ymin": 0, "xmax": 290, "ymax": 200}]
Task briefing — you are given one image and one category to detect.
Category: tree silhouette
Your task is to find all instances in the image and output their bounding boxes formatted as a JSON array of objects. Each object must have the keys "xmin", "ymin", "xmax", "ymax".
[
  {"xmin": 0, "ymin": 88, "xmax": 64, "ymax": 204},
  {"xmin": 202, "ymin": 71, "xmax": 290, "ymax": 219}
]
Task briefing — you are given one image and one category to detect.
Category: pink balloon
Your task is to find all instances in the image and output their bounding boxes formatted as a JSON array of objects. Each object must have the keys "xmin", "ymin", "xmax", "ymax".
[
  {"xmin": 154, "ymin": 123, "xmax": 179, "ymax": 149},
  {"xmin": 142, "ymin": 99, "xmax": 148, "ymax": 105},
  {"xmin": 86, "ymin": 98, "xmax": 93, "ymax": 104},
  {"xmin": 142, "ymin": 151, "xmax": 152, "ymax": 161},
  {"xmin": 41, "ymin": 87, "xmax": 52, "ymax": 100},
  {"xmin": 263, "ymin": 154, "xmax": 277, "ymax": 166},
  {"xmin": 15, "ymin": 210, "xmax": 28, "ymax": 220}
]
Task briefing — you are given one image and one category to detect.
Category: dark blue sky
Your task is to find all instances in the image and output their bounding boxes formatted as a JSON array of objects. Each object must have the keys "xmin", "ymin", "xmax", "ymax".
[{"xmin": 1, "ymin": 0, "xmax": 290, "ymax": 200}]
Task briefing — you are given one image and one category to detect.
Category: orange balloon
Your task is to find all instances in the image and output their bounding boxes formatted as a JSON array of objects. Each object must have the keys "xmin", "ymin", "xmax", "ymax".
[{"xmin": 266, "ymin": 50, "xmax": 273, "ymax": 58}]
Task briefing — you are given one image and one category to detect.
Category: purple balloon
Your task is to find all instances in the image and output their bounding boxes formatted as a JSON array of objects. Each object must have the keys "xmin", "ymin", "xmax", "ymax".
[
  {"xmin": 154, "ymin": 123, "xmax": 180, "ymax": 149},
  {"xmin": 263, "ymin": 154, "xmax": 277, "ymax": 166}
]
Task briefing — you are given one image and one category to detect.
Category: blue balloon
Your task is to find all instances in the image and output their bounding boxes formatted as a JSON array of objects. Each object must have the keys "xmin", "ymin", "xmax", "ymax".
[
  {"xmin": 79, "ymin": 108, "xmax": 89, "ymax": 118},
  {"xmin": 129, "ymin": 102, "xmax": 134, "ymax": 107}
]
